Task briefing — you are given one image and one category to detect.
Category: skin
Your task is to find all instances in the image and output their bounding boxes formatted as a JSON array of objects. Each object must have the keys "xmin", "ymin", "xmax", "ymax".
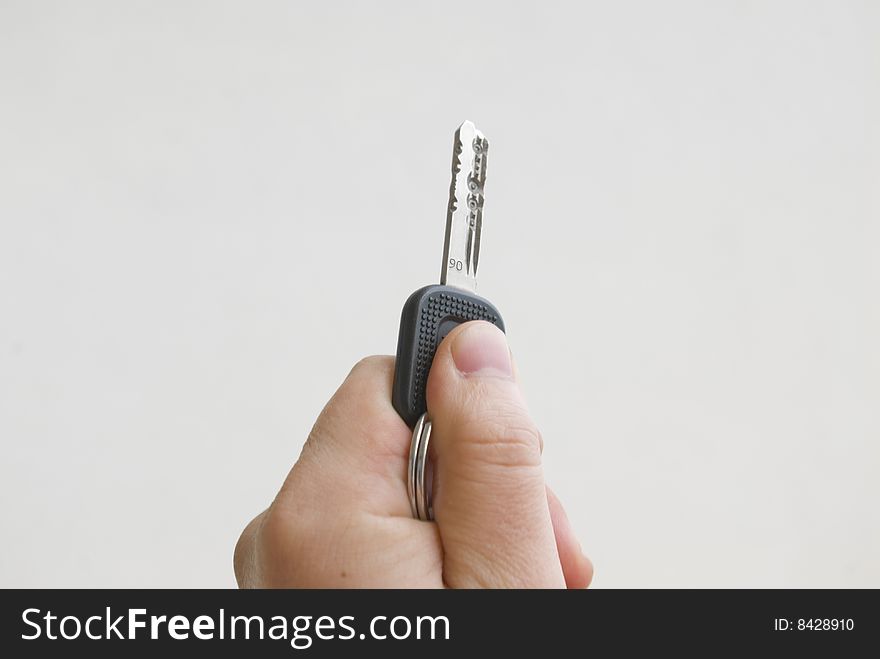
[{"xmin": 234, "ymin": 321, "xmax": 593, "ymax": 588}]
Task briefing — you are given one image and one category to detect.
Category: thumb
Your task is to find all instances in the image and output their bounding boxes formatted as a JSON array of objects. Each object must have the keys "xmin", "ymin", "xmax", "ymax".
[{"xmin": 425, "ymin": 321, "xmax": 564, "ymax": 588}]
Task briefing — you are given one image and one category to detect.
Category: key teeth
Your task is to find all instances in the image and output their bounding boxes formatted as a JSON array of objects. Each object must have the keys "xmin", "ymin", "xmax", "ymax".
[
  {"xmin": 448, "ymin": 131, "xmax": 463, "ymax": 214},
  {"xmin": 442, "ymin": 121, "xmax": 487, "ymax": 291},
  {"xmin": 451, "ymin": 134, "xmax": 463, "ymax": 174}
]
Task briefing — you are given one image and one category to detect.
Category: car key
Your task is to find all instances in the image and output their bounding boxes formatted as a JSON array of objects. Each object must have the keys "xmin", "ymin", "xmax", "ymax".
[{"xmin": 392, "ymin": 121, "xmax": 505, "ymax": 428}]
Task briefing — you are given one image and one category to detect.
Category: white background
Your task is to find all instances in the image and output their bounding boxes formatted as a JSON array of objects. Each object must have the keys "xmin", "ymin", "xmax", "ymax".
[{"xmin": 1, "ymin": 1, "xmax": 878, "ymax": 587}]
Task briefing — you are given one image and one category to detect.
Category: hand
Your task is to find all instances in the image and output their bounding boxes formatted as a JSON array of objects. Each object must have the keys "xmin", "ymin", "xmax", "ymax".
[{"xmin": 234, "ymin": 321, "xmax": 592, "ymax": 588}]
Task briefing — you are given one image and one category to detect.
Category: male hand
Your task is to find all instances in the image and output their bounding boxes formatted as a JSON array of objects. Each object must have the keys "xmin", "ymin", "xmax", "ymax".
[{"xmin": 234, "ymin": 321, "xmax": 592, "ymax": 588}]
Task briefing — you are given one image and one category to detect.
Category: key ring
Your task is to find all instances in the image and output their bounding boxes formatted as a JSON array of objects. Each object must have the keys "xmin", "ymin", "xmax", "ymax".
[{"xmin": 407, "ymin": 412, "xmax": 434, "ymax": 521}]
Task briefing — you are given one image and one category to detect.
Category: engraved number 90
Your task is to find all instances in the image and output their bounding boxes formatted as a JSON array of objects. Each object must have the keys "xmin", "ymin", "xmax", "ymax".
[{"xmin": 448, "ymin": 258, "xmax": 463, "ymax": 271}]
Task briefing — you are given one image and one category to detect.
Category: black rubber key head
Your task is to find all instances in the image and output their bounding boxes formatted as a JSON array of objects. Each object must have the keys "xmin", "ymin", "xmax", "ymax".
[{"xmin": 392, "ymin": 284, "xmax": 505, "ymax": 428}]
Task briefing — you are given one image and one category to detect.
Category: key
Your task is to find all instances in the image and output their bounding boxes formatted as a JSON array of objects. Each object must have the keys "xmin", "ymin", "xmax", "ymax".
[{"xmin": 392, "ymin": 121, "xmax": 506, "ymax": 428}]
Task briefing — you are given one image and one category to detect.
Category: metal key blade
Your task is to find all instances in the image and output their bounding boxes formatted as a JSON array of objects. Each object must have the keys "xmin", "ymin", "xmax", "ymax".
[{"xmin": 440, "ymin": 120, "xmax": 488, "ymax": 292}]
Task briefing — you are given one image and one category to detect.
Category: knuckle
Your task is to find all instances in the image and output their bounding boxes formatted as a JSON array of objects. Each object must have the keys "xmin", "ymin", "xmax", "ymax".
[
  {"xmin": 233, "ymin": 513, "xmax": 262, "ymax": 587},
  {"xmin": 309, "ymin": 355, "xmax": 394, "ymax": 444},
  {"xmin": 347, "ymin": 355, "xmax": 393, "ymax": 380},
  {"xmin": 336, "ymin": 355, "xmax": 395, "ymax": 417},
  {"xmin": 451, "ymin": 399, "xmax": 544, "ymax": 468},
  {"xmin": 259, "ymin": 503, "xmax": 293, "ymax": 553},
  {"xmin": 483, "ymin": 422, "xmax": 543, "ymax": 467},
  {"xmin": 256, "ymin": 502, "xmax": 318, "ymax": 587}
]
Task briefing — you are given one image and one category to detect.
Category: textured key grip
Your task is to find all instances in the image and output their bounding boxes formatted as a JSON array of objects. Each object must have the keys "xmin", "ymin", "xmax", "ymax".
[{"xmin": 392, "ymin": 285, "xmax": 505, "ymax": 427}]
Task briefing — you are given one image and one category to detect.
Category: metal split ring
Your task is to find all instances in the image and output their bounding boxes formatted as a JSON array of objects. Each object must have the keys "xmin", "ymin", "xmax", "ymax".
[{"xmin": 407, "ymin": 412, "xmax": 434, "ymax": 521}]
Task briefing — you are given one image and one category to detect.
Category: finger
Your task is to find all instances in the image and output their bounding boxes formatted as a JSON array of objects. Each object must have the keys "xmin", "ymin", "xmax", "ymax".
[
  {"xmin": 276, "ymin": 355, "xmax": 413, "ymax": 517},
  {"xmin": 426, "ymin": 321, "xmax": 565, "ymax": 588},
  {"xmin": 546, "ymin": 486, "xmax": 593, "ymax": 589},
  {"xmin": 302, "ymin": 355, "xmax": 409, "ymax": 462}
]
